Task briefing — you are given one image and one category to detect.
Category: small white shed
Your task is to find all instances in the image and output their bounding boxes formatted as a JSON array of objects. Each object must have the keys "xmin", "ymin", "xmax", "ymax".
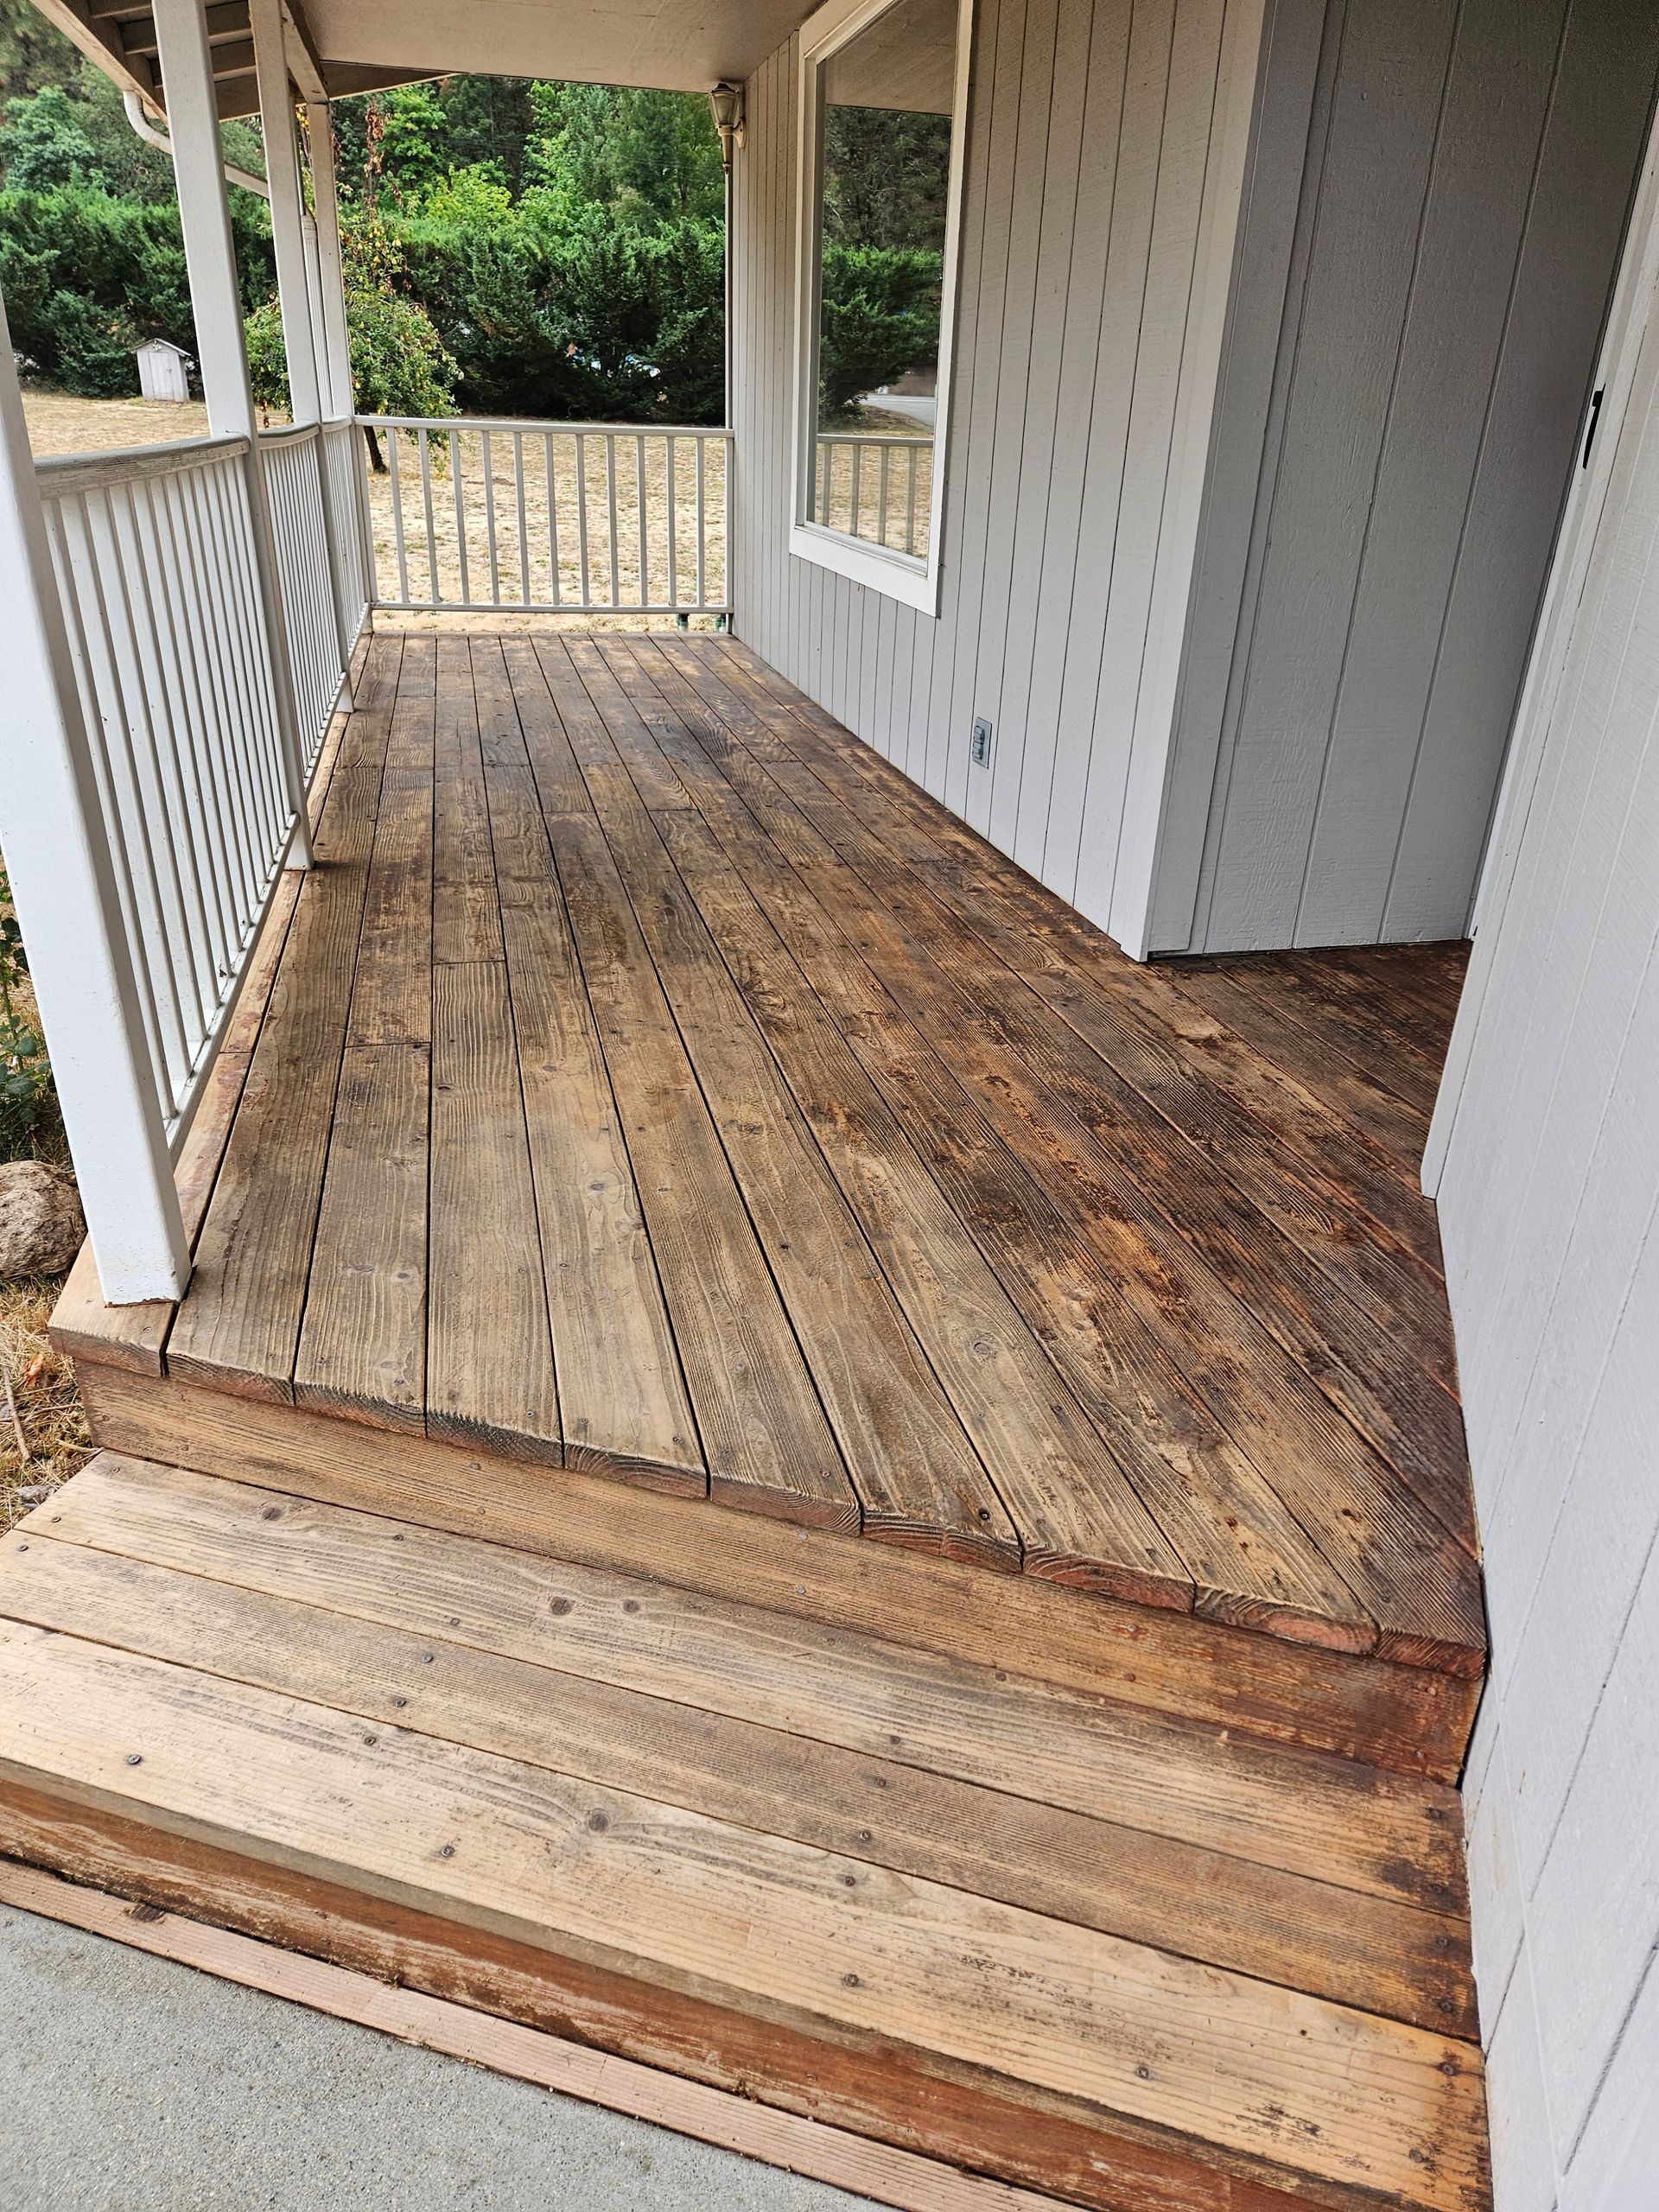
[{"xmin": 135, "ymin": 339, "xmax": 191, "ymax": 403}]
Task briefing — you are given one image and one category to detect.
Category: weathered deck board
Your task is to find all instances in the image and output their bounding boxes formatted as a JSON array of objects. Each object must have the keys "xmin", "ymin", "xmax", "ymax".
[
  {"xmin": 3, "ymin": 1459, "xmax": 1473, "ymax": 2033},
  {"xmin": 0, "ymin": 1465, "xmax": 1491, "ymax": 2212},
  {"xmin": 57, "ymin": 632, "xmax": 1483, "ymax": 1684}
]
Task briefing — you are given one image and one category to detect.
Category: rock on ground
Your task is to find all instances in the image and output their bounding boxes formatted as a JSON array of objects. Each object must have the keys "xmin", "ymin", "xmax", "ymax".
[{"xmin": 0, "ymin": 1161, "xmax": 84, "ymax": 1279}]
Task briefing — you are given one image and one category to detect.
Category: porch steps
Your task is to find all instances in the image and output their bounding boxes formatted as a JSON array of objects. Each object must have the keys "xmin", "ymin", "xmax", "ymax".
[{"xmin": 0, "ymin": 1453, "xmax": 1490, "ymax": 2212}]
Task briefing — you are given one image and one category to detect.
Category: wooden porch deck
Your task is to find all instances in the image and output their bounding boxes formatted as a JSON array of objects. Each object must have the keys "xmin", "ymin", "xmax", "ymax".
[
  {"xmin": 60, "ymin": 630, "xmax": 1481, "ymax": 1678},
  {"xmin": 19, "ymin": 631, "xmax": 1492, "ymax": 2209}
]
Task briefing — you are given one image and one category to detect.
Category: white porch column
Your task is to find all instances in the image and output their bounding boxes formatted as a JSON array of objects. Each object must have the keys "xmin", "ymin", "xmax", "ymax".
[
  {"xmin": 304, "ymin": 99, "xmax": 354, "ymax": 420},
  {"xmin": 151, "ymin": 0, "xmax": 314, "ymax": 865},
  {"xmin": 0, "ymin": 295, "xmax": 191, "ymax": 1303},
  {"xmin": 250, "ymin": 0, "xmax": 321, "ymax": 425}
]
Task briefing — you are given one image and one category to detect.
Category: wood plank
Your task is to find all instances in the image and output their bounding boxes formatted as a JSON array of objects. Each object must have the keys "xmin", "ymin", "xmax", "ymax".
[
  {"xmin": 30, "ymin": 1455, "xmax": 1466, "ymax": 1916},
  {"xmin": 498, "ymin": 639, "xmax": 855, "ymax": 1532},
  {"xmin": 427, "ymin": 958, "xmax": 560, "ymax": 1463},
  {"xmin": 605, "ymin": 689, "xmax": 1192, "ymax": 1605},
  {"xmin": 637, "ymin": 643, "xmax": 1388, "ymax": 1654},
  {"xmin": 728, "ymin": 645, "xmax": 1454, "ymax": 1279},
  {"xmin": 1214, "ymin": 951, "xmax": 1446, "ymax": 1118},
  {"xmin": 0, "ymin": 1779, "xmax": 1351, "ymax": 2212},
  {"xmin": 1159, "ymin": 959, "xmax": 1435, "ymax": 1173},
  {"xmin": 72, "ymin": 1363, "xmax": 1483, "ymax": 1780},
  {"xmin": 657, "ymin": 644, "xmax": 1484, "ymax": 1673},
  {"xmin": 291, "ymin": 1042, "xmax": 429, "ymax": 1430},
  {"xmin": 0, "ymin": 1504, "xmax": 1473, "ymax": 2032},
  {"xmin": 0, "ymin": 1618, "xmax": 1491, "ymax": 2211},
  {"xmin": 293, "ymin": 637, "xmax": 435, "ymax": 1429},
  {"xmin": 431, "ymin": 632, "xmax": 504, "ymax": 964},
  {"xmin": 0, "ymin": 1859, "xmax": 1090, "ymax": 2212},
  {"xmin": 51, "ymin": 866, "xmax": 305, "ymax": 1375},
  {"xmin": 467, "ymin": 637, "xmax": 702, "ymax": 1495},
  {"xmin": 544, "ymin": 640, "xmax": 1022, "ymax": 1574},
  {"xmin": 703, "ymin": 657, "xmax": 1473, "ymax": 1545},
  {"xmin": 165, "ymin": 637, "xmax": 403, "ymax": 1398}
]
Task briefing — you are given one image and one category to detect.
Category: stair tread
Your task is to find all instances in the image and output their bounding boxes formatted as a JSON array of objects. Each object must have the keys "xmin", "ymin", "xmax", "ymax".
[{"xmin": 0, "ymin": 1457, "xmax": 1490, "ymax": 2211}]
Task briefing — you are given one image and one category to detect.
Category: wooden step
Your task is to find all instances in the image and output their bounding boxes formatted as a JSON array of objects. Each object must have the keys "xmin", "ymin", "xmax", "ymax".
[
  {"xmin": 70, "ymin": 1361, "xmax": 1481, "ymax": 1780},
  {"xmin": 0, "ymin": 1457, "xmax": 1490, "ymax": 2212}
]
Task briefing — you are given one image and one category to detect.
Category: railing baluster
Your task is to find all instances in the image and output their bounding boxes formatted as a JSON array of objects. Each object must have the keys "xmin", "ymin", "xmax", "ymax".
[
  {"xmin": 515, "ymin": 430, "xmax": 531, "ymax": 607},
  {"xmin": 906, "ymin": 448, "xmax": 918, "ymax": 555},
  {"xmin": 575, "ymin": 434, "xmax": 593, "ymax": 608},
  {"xmin": 451, "ymin": 427, "xmax": 471, "ymax": 606},
  {"xmin": 545, "ymin": 431, "xmax": 562, "ymax": 608},
  {"xmin": 388, "ymin": 429, "xmax": 410, "ymax": 605},
  {"xmin": 878, "ymin": 445, "xmax": 891, "ymax": 549},
  {"xmin": 667, "ymin": 435, "xmax": 679, "ymax": 612},
  {"xmin": 419, "ymin": 428, "xmax": 440, "ymax": 604},
  {"xmin": 481, "ymin": 429, "xmax": 500, "ymax": 606},
  {"xmin": 696, "ymin": 437, "xmax": 707, "ymax": 612},
  {"xmin": 606, "ymin": 435, "xmax": 620, "ymax": 607},
  {"xmin": 635, "ymin": 432, "xmax": 649, "ymax": 610}
]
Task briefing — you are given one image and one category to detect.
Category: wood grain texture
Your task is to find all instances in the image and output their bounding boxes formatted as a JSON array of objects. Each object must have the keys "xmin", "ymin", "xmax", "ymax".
[
  {"xmin": 0, "ymin": 1520, "xmax": 1491, "ymax": 2212},
  {"xmin": 73, "ymin": 1363, "xmax": 1482, "ymax": 1780},
  {"xmin": 0, "ymin": 1859, "xmax": 1092, "ymax": 2212},
  {"xmin": 1, "ymin": 1470, "xmax": 1475, "ymax": 2032},
  {"xmin": 0, "ymin": 1779, "xmax": 1383, "ymax": 2212},
  {"xmin": 56, "ymin": 632, "xmax": 1481, "ymax": 1714}
]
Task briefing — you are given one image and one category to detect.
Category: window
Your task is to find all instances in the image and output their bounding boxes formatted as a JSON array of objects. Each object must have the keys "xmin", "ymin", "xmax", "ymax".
[{"xmin": 791, "ymin": 0, "xmax": 971, "ymax": 613}]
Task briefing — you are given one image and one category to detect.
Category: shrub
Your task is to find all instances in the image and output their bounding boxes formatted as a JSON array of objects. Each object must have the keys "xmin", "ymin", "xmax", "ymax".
[
  {"xmin": 0, "ymin": 871, "xmax": 59, "ymax": 1166},
  {"xmin": 0, "ymin": 181, "xmax": 272, "ymax": 394},
  {"xmin": 817, "ymin": 242, "xmax": 942, "ymax": 420}
]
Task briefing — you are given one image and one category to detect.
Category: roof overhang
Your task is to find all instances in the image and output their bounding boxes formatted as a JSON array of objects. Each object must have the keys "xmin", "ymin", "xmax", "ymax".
[{"xmin": 26, "ymin": 0, "xmax": 818, "ymax": 114}]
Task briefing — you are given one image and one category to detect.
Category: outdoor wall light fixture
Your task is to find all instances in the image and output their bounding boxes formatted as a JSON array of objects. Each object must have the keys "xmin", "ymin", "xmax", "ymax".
[{"xmin": 709, "ymin": 81, "xmax": 746, "ymax": 170}]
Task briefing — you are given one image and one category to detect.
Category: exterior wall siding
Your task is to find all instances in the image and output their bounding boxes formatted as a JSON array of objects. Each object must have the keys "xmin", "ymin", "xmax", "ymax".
[
  {"xmin": 730, "ymin": 0, "xmax": 1256, "ymax": 950},
  {"xmin": 1432, "ymin": 174, "xmax": 1659, "ymax": 2209},
  {"xmin": 1151, "ymin": 0, "xmax": 1659, "ymax": 955}
]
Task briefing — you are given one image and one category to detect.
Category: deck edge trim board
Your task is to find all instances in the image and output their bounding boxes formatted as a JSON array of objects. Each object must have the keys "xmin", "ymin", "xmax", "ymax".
[{"xmin": 69, "ymin": 1360, "xmax": 1484, "ymax": 1777}]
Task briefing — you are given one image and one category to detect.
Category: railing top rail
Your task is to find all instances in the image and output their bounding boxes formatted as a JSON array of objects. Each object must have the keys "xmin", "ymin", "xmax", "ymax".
[
  {"xmin": 35, "ymin": 432, "xmax": 250, "ymax": 496},
  {"xmin": 256, "ymin": 422, "xmax": 325, "ymax": 448},
  {"xmin": 815, "ymin": 431, "xmax": 934, "ymax": 446},
  {"xmin": 355, "ymin": 413, "xmax": 734, "ymax": 439}
]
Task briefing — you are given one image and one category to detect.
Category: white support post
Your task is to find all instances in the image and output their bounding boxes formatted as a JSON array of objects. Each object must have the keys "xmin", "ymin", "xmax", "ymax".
[
  {"xmin": 250, "ymin": 0, "xmax": 320, "ymax": 426},
  {"xmin": 0, "ymin": 290, "xmax": 191, "ymax": 1304},
  {"xmin": 304, "ymin": 99, "xmax": 354, "ymax": 421},
  {"xmin": 152, "ymin": 0, "xmax": 314, "ymax": 866}
]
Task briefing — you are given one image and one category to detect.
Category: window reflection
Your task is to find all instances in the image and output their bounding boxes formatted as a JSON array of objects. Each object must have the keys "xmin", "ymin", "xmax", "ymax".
[{"xmin": 810, "ymin": 0, "xmax": 957, "ymax": 560}]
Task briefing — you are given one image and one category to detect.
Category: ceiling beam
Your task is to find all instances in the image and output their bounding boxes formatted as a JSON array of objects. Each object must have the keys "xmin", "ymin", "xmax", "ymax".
[
  {"xmin": 25, "ymin": 0, "xmax": 159, "ymax": 108},
  {"xmin": 281, "ymin": 0, "xmax": 329, "ymax": 104}
]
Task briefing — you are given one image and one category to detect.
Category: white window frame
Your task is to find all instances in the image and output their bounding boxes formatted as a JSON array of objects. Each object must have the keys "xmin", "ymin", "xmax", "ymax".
[{"xmin": 789, "ymin": 0, "xmax": 973, "ymax": 616}]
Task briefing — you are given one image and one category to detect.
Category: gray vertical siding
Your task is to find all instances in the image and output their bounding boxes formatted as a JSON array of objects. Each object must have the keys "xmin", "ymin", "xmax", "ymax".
[
  {"xmin": 1153, "ymin": 0, "xmax": 1659, "ymax": 954},
  {"xmin": 1433, "ymin": 183, "xmax": 1659, "ymax": 2209},
  {"xmin": 731, "ymin": 0, "xmax": 1249, "ymax": 942}
]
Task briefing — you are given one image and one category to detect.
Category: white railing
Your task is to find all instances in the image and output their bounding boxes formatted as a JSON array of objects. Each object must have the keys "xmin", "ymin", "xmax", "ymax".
[
  {"xmin": 359, "ymin": 416, "xmax": 733, "ymax": 617},
  {"xmin": 35, "ymin": 433, "xmax": 309, "ymax": 1147},
  {"xmin": 257, "ymin": 421, "xmax": 365, "ymax": 769},
  {"xmin": 814, "ymin": 433, "xmax": 933, "ymax": 557}
]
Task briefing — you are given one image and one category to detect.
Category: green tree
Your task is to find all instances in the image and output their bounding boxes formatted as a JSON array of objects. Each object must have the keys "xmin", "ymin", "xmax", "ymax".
[
  {"xmin": 247, "ymin": 207, "xmax": 457, "ymax": 466},
  {"xmin": 0, "ymin": 85, "xmax": 99, "ymax": 189},
  {"xmin": 0, "ymin": 0, "xmax": 77, "ymax": 105}
]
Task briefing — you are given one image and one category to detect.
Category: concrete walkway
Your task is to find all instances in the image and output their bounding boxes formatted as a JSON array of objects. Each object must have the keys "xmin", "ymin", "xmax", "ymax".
[{"xmin": 0, "ymin": 1903, "xmax": 874, "ymax": 2210}]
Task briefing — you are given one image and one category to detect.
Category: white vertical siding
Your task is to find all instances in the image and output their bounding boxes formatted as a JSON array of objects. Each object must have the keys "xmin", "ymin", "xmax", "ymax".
[
  {"xmin": 1433, "ymin": 185, "xmax": 1659, "ymax": 2209},
  {"xmin": 731, "ymin": 0, "xmax": 1258, "ymax": 947},
  {"xmin": 1153, "ymin": 0, "xmax": 1659, "ymax": 955}
]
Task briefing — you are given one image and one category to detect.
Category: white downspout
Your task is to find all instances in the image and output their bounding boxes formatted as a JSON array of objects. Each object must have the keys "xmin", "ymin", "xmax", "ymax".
[{"xmin": 124, "ymin": 88, "xmax": 270, "ymax": 199}]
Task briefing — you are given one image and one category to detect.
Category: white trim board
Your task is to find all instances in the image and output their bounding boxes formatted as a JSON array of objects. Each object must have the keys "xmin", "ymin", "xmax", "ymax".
[{"xmin": 788, "ymin": 0, "xmax": 976, "ymax": 617}]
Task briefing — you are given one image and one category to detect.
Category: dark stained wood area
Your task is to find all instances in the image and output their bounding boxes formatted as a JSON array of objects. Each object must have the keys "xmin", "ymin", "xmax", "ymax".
[{"xmin": 57, "ymin": 633, "xmax": 1482, "ymax": 1683}]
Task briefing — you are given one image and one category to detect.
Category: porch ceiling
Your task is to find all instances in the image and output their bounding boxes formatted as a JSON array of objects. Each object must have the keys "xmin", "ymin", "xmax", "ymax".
[{"xmin": 28, "ymin": 0, "xmax": 815, "ymax": 119}]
